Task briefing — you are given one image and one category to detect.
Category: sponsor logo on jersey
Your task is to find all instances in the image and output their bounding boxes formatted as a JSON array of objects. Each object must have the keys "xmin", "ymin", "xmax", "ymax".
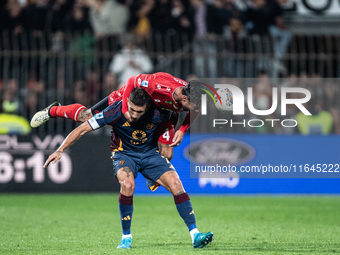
[
  {"xmin": 174, "ymin": 77, "xmax": 188, "ymax": 85},
  {"xmin": 119, "ymin": 160, "xmax": 125, "ymax": 165},
  {"xmin": 122, "ymin": 121, "xmax": 131, "ymax": 127},
  {"xmin": 156, "ymin": 83, "xmax": 171, "ymax": 91},
  {"xmin": 141, "ymin": 80, "xmax": 148, "ymax": 87},
  {"xmin": 132, "ymin": 130, "xmax": 146, "ymax": 140},
  {"xmin": 161, "ymin": 108, "xmax": 171, "ymax": 111},
  {"xmin": 138, "ymin": 78, "xmax": 141, "ymax": 85},
  {"xmin": 165, "ymin": 100, "xmax": 179, "ymax": 110},
  {"xmin": 146, "ymin": 123, "xmax": 154, "ymax": 129},
  {"xmin": 154, "ymin": 99, "xmax": 161, "ymax": 102}
]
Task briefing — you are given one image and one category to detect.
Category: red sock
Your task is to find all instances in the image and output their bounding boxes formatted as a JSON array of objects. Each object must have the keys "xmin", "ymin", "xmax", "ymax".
[{"xmin": 49, "ymin": 104, "xmax": 87, "ymax": 121}]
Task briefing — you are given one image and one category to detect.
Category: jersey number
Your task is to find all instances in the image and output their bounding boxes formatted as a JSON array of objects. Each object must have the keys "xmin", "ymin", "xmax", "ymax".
[{"xmin": 162, "ymin": 129, "xmax": 170, "ymax": 141}]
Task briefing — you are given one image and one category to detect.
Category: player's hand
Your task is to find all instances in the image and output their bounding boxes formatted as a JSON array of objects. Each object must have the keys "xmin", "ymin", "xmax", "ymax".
[
  {"xmin": 169, "ymin": 130, "xmax": 184, "ymax": 147},
  {"xmin": 43, "ymin": 151, "xmax": 62, "ymax": 168},
  {"xmin": 123, "ymin": 111, "xmax": 132, "ymax": 122}
]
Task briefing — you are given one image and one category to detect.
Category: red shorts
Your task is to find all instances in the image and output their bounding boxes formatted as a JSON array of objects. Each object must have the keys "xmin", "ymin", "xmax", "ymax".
[{"xmin": 155, "ymin": 120, "xmax": 175, "ymax": 145}]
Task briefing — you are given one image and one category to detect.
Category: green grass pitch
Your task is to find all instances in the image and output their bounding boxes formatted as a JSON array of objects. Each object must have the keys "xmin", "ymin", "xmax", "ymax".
[{"xmin": 0, "ymin": 194, "xmax": 339, "ymax": 254}]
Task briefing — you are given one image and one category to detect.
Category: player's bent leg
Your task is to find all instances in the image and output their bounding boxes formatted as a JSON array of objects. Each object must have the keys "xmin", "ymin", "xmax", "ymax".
[
  {"xmin": 117, "ymin": 166, "xmax": 135, "ymax": 196},
  {"xmin": 76, "ymin": 108, "xmax": 93, "ymax": 122},
  {"xmin": 49, "ymin": 104, "xmax": 88, "ymax": 122},
  {"xmin": 157, "ymin": 171, "xmax": 214, "ymax": 248},
  {"xmin": 157, "ymin": 141, "xmax": 173, "ymax": 161},
  {"xmin": 30, "ymin": 101, "xmax": 87, "ymax": 127},
  {"xmin": 155, "ymin": 120, "xmax": 175, "ymax": 160},
  {"xmin": 156, "ymin": 170, "xmax": 183, "ymax": 196},
  {"xmin": 116, "ymin": 167, "xmax": 135, "ymax": 249}
]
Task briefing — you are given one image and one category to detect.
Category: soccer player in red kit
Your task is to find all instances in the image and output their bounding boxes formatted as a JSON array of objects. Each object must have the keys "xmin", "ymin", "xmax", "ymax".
[{"xmin": 30, "ymin": 72, "xmax": 202, "ymax": 148}]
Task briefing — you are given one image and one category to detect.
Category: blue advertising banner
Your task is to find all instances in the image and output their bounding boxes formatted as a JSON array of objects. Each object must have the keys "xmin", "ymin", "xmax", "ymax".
[
  {"xmin": 134, "ymin": 134, "xmax": 340, "ymax": 194},
  {"xmin": 1, "ymin": 134, "xmax": 339, "ymax": 194}
]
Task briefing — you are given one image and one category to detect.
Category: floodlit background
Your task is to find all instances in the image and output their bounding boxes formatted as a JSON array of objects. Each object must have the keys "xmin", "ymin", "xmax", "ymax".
[
  {"xmin": 1, "ymin": 0, "xmax": 340, "ymax": 254},
  {"xmin": 0, "ymin": 0, "xmax": 339, "ymax": 193}
]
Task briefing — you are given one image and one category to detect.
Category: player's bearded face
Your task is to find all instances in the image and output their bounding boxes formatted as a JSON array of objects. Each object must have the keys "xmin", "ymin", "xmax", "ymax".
[
  {"xmin": 181, "ymin": 95, "xmax": 200, "ymax": 112},
  {"xmin": 127, "ymin": 100, "xmax": 149, "ymax": 122}
]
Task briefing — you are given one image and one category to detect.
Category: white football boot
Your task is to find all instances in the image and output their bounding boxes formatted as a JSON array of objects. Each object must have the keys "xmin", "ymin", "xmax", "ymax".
[{"xmin": 30, "ymin": 101, "xmax": 61, "ymax": 128}]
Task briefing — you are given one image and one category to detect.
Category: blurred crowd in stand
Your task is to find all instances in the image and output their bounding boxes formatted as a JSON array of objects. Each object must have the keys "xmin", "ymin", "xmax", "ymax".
[
  {"xmin": 0, "ymin": 0, "xmax": 291, "ymax": 73},
  {"xmin": 0, "ymin": 0, "xmax": 290, "ymax": 38},
  {"xmin": 0, "ymin": 0, "xmax": 339, "ymax": 134},
  {"xmin": 246, "ymin": 73, "xmax": 339, "ymax": 135}
]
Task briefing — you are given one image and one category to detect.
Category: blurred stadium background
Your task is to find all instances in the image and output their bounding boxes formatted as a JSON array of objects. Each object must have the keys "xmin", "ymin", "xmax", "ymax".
[
  {"xmin": 1, "ymin": 0, "xmax": 340, "ymax": 253},
  {"xmin": 0, "ymin": 0, "xmax": 339, "ymax": 193}
]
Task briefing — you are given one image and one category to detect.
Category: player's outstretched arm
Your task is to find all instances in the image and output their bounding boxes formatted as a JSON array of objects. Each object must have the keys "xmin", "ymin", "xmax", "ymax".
[{"xmin": 43, "ymin": 122, "xmax": 93, "ymax": 168}]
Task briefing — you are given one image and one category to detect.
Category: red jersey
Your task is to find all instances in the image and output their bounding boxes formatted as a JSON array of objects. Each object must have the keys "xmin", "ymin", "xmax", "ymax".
[
  {"xmin": 107, "ymin": 72, "xmax": 198, "ymax": 133},
  {"xmin": 121, "ymin": 72, "xmax": 199, "ymax": 133},
  {"xmin": 123, "ymin": 73, "xmax": 185, "ymax": 111}
]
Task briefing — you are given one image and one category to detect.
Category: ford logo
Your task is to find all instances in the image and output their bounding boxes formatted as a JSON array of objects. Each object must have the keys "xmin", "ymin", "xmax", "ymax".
[{"xmin": 184, "ymin": 138, "xmax": 255, "ymax": 165}]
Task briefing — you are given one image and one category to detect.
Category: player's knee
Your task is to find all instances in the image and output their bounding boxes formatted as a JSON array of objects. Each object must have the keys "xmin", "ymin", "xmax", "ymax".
[
  {"xmin": 170, "ymin": 178, "xmax": 183, "ymax": 194},
  {"xmin": 121, "ymin": 181, "xmax": 135, "ymax": 193}
]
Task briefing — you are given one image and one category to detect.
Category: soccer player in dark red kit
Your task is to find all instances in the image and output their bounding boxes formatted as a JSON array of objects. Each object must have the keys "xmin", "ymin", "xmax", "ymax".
[{"xmin": 31, "ymin": 72, "xmax": 202, "ymax": 147}]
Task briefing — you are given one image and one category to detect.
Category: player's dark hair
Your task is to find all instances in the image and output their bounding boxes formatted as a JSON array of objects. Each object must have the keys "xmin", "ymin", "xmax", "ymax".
[
  {"xmin": 182, "ymin": 80, "xmax": 205, "ymax": 107},
  {"xmin": 129, "ymin": 88, "xmax": 150, "ymax": 107}
]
